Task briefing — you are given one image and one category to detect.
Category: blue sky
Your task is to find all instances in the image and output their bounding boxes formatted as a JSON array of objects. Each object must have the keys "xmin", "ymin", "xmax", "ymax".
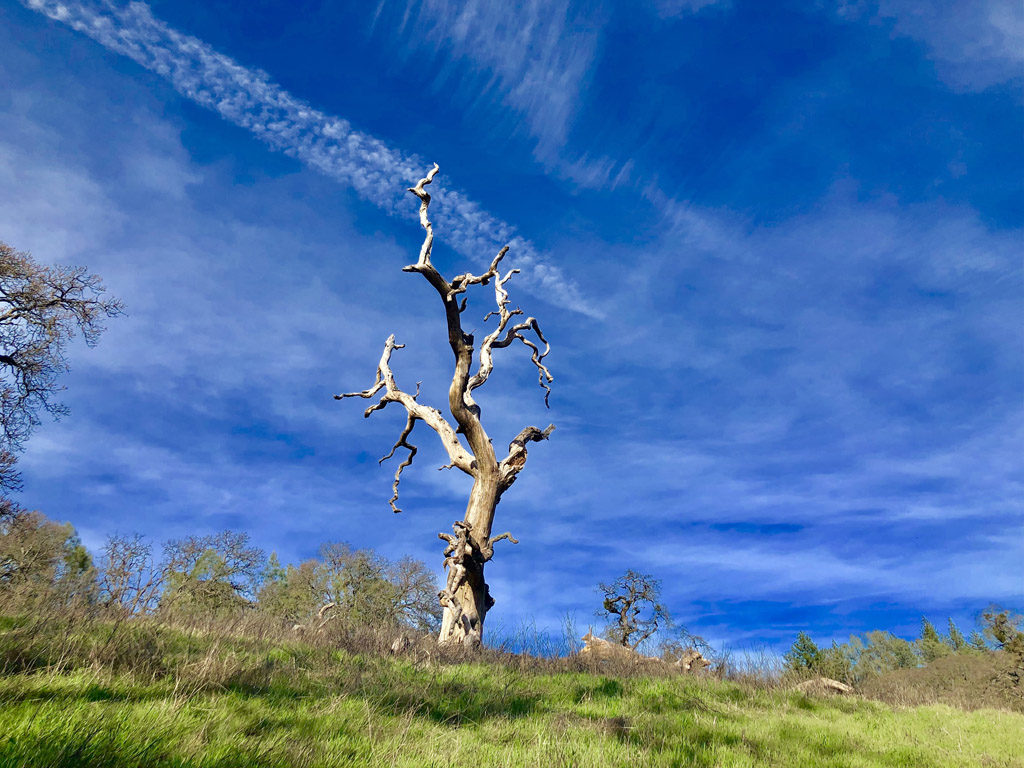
[{"xmin": 1, "ymin": 0, "xmax": 1021, "ymax": 650}]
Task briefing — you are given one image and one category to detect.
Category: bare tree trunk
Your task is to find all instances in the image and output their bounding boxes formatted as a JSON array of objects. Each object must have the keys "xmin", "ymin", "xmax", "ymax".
[{"xmin": 438, "ymin": 475, "xmax": 501, "ymax": 646}]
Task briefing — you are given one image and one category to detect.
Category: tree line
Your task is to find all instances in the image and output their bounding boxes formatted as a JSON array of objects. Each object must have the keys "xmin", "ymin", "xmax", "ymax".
[
  {"xmin": 0, "ymin": 504, "xmax": 694, "ymax": 652},
  {"xmin": 0, "ymin": 503, "xmax": 441, "ymax": 632},
  {"xmin": 784, "ymin": 611, "xmax": 1024, "ymax": 686}
]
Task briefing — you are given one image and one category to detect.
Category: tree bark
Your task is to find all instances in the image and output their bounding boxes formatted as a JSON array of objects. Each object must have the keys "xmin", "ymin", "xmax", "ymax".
[{"xmin": 437, "ymin": 474, "xmax": 501, "ymax": 646}]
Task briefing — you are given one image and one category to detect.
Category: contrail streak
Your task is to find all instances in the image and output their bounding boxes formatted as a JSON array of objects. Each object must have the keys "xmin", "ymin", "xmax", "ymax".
[{"xmin": 22, "ymin": 0, "xmax": 599, "ymax": 317}]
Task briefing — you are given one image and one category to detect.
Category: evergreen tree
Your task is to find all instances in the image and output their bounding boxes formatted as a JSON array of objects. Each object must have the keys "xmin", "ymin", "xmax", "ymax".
[
  {"xmin": 920, "ymin": 617, "xmax": 940, "ymax": 643},
  {"xmin": 784, "ymin": 632, "xmax": 821, "ymax": 672},
  {"xmin": 918, "ymin": 616, "xmax": 950, "ymax": 663},
  {"xmin": 946, "ymin": 617, "xmax": 966, "ymax": 651},
  {"xmin": 264, "ymin": 552, "xmax": 285, "ymax": 583},
  {"xmin": 968, "ymin": 630, "xmax": 988, "ymax": 652}
]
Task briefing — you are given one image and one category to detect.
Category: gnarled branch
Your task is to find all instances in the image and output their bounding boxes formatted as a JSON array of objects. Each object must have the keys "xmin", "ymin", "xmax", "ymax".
[
  {"xmin": 447, "ymin": 246, "xmax": 509, "ymax": 303},
  {"xmin": 335, "ymin": 334, "xmax": 475, "ymax": 480},
  {"xmin": 466, "ymin": 263, "xmax": 553, "ymax": 409},
  {"xmin": 499, "ymin": 423, "xmax": 556, "ymax": 488},
  {"xmin": 379, "ymin": 412, "xmax": 418, "ymax": 514},
  {"xmin": 406, "ymin": 163, "xmax": 440, "ymax": 271},
  {"xmin": 480, "ymin": 530, "xmax": 519, "ymax": 561},
  {"xmin": 438, "ymin": 521, "xmax": 474, "ymax": 627}
]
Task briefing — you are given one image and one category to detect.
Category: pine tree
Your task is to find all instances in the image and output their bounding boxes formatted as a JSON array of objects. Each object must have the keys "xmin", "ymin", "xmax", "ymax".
[
  {"xmin": 918, "ymin": 616, "xmax": 950, "ymax": 663},
  {"xmin": 947, "ymin": 617, "xmax": 966, "ymax": 651},
  {"xmin": 968, "ymin": 630, "xmax": 988, "ymax": 651},
  {"xmin": 784, "ymin": 632, "xmax": 821, "ymax": 672}
]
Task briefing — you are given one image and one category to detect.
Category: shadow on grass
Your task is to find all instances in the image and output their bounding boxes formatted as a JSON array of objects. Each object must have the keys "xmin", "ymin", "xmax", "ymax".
[
  {"xmin": 0, "ymin": 682, "xmax": 170, "ymax": 706},
  {"xmin": 363, "ymin": 675, "xmax": 542, "ymax": 725}
]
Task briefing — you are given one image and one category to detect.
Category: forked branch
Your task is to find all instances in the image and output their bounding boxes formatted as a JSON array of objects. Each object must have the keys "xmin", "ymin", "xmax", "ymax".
[
  {"xmin": 467, "ymin": 263, "xmax": 553, "ymax": 408},
  {"xmin": 334, "ymin": 334, "xmax": 476, "ymax": 494}
]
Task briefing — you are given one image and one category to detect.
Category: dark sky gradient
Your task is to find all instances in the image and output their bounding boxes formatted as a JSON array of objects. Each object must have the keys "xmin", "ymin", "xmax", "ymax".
[{"xmin": 1, "ymin": 0, "xmax": 1021, "ymax": 651}]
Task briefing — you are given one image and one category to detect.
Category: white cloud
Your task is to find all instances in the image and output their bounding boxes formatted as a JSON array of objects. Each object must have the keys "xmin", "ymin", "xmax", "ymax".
[
  {"xmin": 22, "ymin": 0, "xmax": 600, "ymax": 317},
  {"xmin": 840, "ymin": 0, "xmax": 1024, "ymax": 92}
]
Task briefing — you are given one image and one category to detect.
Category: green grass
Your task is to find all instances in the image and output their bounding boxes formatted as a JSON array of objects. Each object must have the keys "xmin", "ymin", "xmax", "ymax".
[{"xmin": 0, "ymin": 617, "xmax": 1021, "ymax": 767}]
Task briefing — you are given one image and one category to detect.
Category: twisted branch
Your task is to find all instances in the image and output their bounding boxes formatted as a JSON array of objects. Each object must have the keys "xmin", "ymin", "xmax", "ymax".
[
  {"xmin": 500, "ymin": 423, "xmax": 556, "ymax": 488},
  {"xmin": 406, "ymin": 163, "xmax": 440, "ymax": 271},
  {"xmin": 335, "ymin": 334, "xmax": 476, "ymax": 490},
  {"xmin": 379, "ymin": 412, "xmax": 418, "ymax": 513},
  {"xmin": 480, "ymin": 530, "xmax": 519, "ymax": 561},
  {"xmin": 466, "ymin": 263, "xmax": 553, "ymax": 408},
  {"xmin": 438, "ymin": 521, "xmax": 474, "ymax": 629},
  {"xmin": 447, "ymin": 246, "xmax": 509, "ymax": 303}
]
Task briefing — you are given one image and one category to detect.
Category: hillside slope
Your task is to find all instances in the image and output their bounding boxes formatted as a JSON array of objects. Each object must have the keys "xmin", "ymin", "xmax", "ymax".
[{"xmin": 1, "ymin": 617, "xmax": 1021, "ymax": 768}]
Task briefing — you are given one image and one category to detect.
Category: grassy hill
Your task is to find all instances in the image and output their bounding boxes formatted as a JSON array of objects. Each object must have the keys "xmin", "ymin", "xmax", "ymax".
[{"xmin": 1, "ymin": 615, "xmax": 1021, "ymax": 768}]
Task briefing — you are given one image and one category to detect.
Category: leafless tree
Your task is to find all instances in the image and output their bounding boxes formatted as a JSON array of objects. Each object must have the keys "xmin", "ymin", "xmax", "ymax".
[
  {"xmin": 98, "ymin": 533, "xmax": 166, "ymax": 616},
  {"xmin": 0, "ymin": 241, "xmax": 123, "ymax": 491},
  {"xmin": 388, "ymin": 555, "xmax": 443, "ymax": 632},
  {"xmin": 336, "ymin": 165, "xmax": 554, "ymax": 647},
  {"xmin": 598, "ymin": 570, "xmax": 672, "ymax": 650}
]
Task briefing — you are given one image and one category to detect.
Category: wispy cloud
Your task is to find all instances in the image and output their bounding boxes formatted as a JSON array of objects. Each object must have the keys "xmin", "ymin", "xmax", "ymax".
[
  {"xmin": 839, "ymin": 0, "xmax": 1024, "ymax": 92},
  {"xmin": 23, "ymin": 0, "xmax": 599, "ymax": 317},
  {"xmin": 652, "ymin": 0, "xmax": 731, "ymax": 19},
  {"xmin": 381, "ymin": 0, "xmax": 603, "ymax": 157}
]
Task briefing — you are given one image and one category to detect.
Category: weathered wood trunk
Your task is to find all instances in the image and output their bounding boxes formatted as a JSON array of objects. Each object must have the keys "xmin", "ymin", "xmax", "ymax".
[
  {"xmin": 437, "ymin": 547, "xmax": 491, "ymax": 646},
  {"xmin": 438, "ymin": 475, "xmax": 500, "ymax": 646}
]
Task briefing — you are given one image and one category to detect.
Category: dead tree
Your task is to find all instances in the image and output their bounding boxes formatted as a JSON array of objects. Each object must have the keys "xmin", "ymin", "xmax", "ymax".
[{"xmin": 336, "ymin": 165, "xmax": 553, "ymax": 647}]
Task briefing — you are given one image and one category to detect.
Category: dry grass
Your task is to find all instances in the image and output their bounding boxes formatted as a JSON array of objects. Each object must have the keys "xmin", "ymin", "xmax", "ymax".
[{"xmin": 859, "ymin": 651, "xmax": 1023, "ymax": 712}]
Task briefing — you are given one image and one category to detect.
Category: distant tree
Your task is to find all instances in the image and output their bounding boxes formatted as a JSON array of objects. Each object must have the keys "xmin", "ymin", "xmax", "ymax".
[
  {"xmin": 597, "ymin": 570, "xmax": 671, "ymax": 650},
  {"xmin": 388, "ymin": 555, "xmax": 444, "ymax": 632},
  {"xmin": 980, "ymin": 607, "xmax": 1023, "ymax": 650},
  {"xmin": 160, "ymin": 530, "xmax": 265, "ymax": 615},
  {"xmin": 0, "ymin": 502, "xmax": 94, "ymax": 607},
  {"xmin": 97, "ymin": 533, "xmax": 165, "ymax": 616},
  {"xmin": 980, "ymin": 606, "xmax": 1024, "ymax": 685},
  {"xmin": 319, "ymin": 542, "xmax": 442, "ymax": 631},
  {"xmin": 784, "ymin": 632, "xmax": 821, "ymax": 673},
  {"xmin": 946, "ymin": 617, "xmax": 967, "ymax": 652},
  {"xmin": 320, "ymin": 543, "xmax": 393, "ymax": 625},
  {"xmin": 782, "ymin": 634, "xmax": 847, "ymax": 684},
  {"xmin": 257, "ymin": 544, "xmax": 441, "ymax": 631},
  {"xmin": 917, "ymin": 616, "xmax": 950, "ymax": 663},
  {"xmin": 816, "ymin": 641, "xmax": 854, "ymax": 683},
  {"xmin": 919, "ymin": 617, "xmax": 941, "ymax": 643},
  {"xmin": 842, "ymin": 630, "xmax": 918, "ymax": 682},
  {"xmin": 257, "ymin": 555, "xmax": 327, "ymax": 624},
  {"xmin": 0, "ymin": 241, "xmax": 123, "ymax": 491},
  {"xmin": 257, "ymin": 552, "xmax": 291, "ymax": 617},
  {"xmin": 968, "ymin": 630, "xmax": 989, "ymax": 652}
]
